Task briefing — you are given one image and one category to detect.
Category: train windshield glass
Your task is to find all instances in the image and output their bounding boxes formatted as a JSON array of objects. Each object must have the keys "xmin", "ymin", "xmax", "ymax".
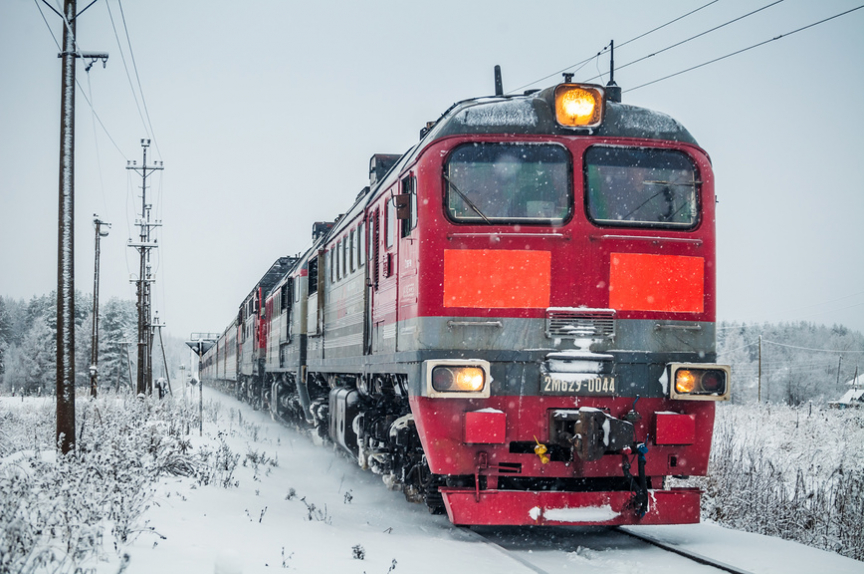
[
  {"xmin": 445, "ymin": 143, "xmax": 572, "ymax": 224},
  {"xmin": 585, "ymin": 146, "xmax": 699, "ymax": 229}
]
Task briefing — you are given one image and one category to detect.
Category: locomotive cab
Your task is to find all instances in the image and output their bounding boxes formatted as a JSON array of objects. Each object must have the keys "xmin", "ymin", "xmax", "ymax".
[
  {"xmin": 393, "ymin": 82, "xmax": 731, "ymax": 526},
  {"xmin": 204, "ymin": 79, "xmax": 731, "ymax": 529}
]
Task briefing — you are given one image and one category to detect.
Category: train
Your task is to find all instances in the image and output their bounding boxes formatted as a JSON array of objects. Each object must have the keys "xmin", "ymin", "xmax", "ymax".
[{"xmin": 199, "ymin": 75, "xmax": 731, "ymax": 527}]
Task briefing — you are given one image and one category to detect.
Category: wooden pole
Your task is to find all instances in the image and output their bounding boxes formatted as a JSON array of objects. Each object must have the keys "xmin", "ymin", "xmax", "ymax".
[{"xmin": 56, "ymin": 0, "xmax": 77, "ymax": 454}]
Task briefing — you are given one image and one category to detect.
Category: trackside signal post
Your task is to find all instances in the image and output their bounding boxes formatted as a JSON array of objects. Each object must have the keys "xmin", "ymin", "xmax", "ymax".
[
  {"xmin": 127, "ymin": 139, "xmax": 163, "ymax": 395},
  {"xmin": 186, "ymin": 334, "xmax": 217, "ymax": 436}
]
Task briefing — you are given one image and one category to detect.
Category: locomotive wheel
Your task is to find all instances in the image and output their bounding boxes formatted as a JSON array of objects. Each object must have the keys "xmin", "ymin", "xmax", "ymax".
[
  {"xmin": 412, "ymin": 461, "xmax": 445, "ymax": 515},
  {"xmin": 424, "ymin": 474, "xmax": 446, "ymax": 515}
]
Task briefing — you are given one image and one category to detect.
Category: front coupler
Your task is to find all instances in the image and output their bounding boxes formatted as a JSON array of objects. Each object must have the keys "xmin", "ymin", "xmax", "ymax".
[{"xmin": 549, "ymin": 408, "xmax": 634, "ymax": 461}]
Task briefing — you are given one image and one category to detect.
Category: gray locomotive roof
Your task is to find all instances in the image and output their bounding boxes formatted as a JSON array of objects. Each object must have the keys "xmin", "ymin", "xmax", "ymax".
[
  {"xmin": 242, "ymin": 256, "xmax": 297, "ymax": 304},
  {"xmin": 425, "ymin": 85, "xmax": 699, "ymax": 146}
]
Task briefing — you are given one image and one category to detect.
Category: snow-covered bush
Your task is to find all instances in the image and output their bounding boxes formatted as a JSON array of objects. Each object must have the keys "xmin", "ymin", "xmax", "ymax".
[
  {"xmin": 0, "ymin": 394, "xmax": 238, "ymax": 573},
  {"xmin": 680, "ymin": 403, "xmax": 864, "ymax": 561}
]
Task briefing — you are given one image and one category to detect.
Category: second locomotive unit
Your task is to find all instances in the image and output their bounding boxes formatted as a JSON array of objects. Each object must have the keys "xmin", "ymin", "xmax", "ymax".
[{"xmin": 200, "ymin": 77, "xmax": 730, "ymax": 527}]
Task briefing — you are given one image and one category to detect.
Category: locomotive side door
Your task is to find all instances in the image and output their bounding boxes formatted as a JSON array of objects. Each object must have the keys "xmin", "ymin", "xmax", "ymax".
[
  {"xmin": 371, "ymin": 191, "xmax": 399, "ymax": 356},
  {"xmin": 363, "ymin": 208, "xmax": 378, "ymax": 355},
  {"xmin": 396, "ymin": 173, "xmax": 418, "ymax": 353}
]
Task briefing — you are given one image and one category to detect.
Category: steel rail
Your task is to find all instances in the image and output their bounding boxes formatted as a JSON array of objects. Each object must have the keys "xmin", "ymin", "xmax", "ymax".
[
  {"xmin": 453, "ymin": 527, "xmax": 552, "ymax": 574},
  {"xmin": 615, "ymin": 526, "xmax": 756, "ymax": 574},
  {"xmin": 460, "ymin": 524, "xmax": 758, "ymax": 574}
]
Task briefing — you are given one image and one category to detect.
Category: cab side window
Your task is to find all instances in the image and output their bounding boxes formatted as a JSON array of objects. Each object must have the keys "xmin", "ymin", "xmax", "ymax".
[
  {"xmin": 386, "ymin": 197, "xmax": 395, "ymax": 248},
  {"xmin": 401, "ymin": 175, "xmax": 417, "ymax": 238}
]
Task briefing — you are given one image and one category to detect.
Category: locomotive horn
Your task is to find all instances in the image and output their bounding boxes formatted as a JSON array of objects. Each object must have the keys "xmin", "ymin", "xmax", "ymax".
[{"xmin": 494, "ymin": 65, "xmax": 503, "ymax": 96}]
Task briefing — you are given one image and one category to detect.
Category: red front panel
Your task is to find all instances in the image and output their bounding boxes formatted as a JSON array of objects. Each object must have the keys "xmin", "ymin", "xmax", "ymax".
[
  {"xmin": 464, "ymin": 410, "xmax": 507, "ymax": 444},
  {"xmin": 441, "ymin": 488, "xmax": 701, "ymax": 526},
  {"xmin": 410, "ymin": 395, "xmax": 715, "ymax": 479},
  {"xmin": 443, "ymin": 249, "xmax": 551, "ymax": 309},
  {"xmin": 609, "ymin": 253, "xmax": 705, "ymax": 314},
  {"xmin": 655, "ymin": 412, "xmax": 697, "ymax": 445}
]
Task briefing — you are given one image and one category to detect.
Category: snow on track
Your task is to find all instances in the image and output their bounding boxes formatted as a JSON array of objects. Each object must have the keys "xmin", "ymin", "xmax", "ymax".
[{"xmin": 105, "ymin": 388, "xmax": 863, "ymax": 574}]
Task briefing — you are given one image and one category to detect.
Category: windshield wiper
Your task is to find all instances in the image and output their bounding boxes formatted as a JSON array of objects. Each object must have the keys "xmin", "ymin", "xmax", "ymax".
[
  {"xmin": 621, "ymin": 188, "xmax": 667, "ymax": 221},
  {"xmin": 621, "ymin": 179, "xmax": 700, "ymax": 221},
  {"xmin": 443, "ymin": 173, "xmax": 492, "ymax": 224}
]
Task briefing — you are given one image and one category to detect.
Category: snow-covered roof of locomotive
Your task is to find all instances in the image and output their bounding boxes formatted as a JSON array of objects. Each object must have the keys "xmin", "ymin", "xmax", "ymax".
[
  {"xmin": 242, "ymin": 256, "xmax": 297, "ymax": 305},
  {"xmin": 423, "ymin": 86, "xmax": 699, "ymax": 145},
  {"xmin": 321, "ymin": 143, "xmax": 420, "ymax": 240}
]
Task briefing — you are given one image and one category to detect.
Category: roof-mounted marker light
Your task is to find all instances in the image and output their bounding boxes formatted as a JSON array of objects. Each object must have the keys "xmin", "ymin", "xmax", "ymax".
[{"xmin": 554, "ymin": 84, "xmax": 605, "ymax": 128}]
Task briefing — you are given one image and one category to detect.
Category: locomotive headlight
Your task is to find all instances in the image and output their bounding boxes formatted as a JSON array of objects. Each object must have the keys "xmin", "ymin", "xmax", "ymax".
[
  {"xmin": 426, "ymin": 360, "xmax": 491, "ymax": 398},
  {"xmin": 433, "ymin": 366, "xmax": 485, "ymax": 392},
  {"xmin": 668, "ymin": 363, "xmax": 731, "ymax": 401},
  {"xmin": 675, "ymin": 370, "xmax": 697, "ymax": 394},
  {"xmin": 555, "ymin": 84, "xmax": 604, "ymax": 128}
]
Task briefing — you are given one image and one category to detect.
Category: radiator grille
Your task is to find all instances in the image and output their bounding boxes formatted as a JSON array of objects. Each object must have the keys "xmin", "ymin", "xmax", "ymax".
[{"xmin": 546, "ymin": 308, "xmax": 616, "ymax": 340}]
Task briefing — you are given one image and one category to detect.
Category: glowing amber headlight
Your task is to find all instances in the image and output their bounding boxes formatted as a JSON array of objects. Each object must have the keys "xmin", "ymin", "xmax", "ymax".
[
  {"xmin": 432, "ymin": 366, "xmax": 485, "ymax": 392},
  {"xmin": 669, "ymin": 364, "xmax": 731, "ymax": 401},
  {"xmin": 555, "ymin": 84, "xmax": 604, "ymax": 128},
  {"xmin": 675, "ymin": 370, "xmax": 697, "ymax": 394}
]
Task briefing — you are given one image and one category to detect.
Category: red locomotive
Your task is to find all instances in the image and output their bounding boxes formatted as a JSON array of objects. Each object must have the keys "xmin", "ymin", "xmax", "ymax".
[{"xmin": 200, "ymin": 77, "xmax": 730, "ymax": 526}]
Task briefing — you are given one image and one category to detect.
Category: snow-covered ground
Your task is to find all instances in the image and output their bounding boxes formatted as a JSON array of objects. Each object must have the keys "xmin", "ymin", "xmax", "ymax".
[{"xmin": 2, "ymin": 389, "xmax": 863, "ymax": 574}]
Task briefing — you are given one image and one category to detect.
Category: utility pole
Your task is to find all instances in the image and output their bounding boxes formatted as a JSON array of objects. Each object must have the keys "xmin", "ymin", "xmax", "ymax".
[
  {"xmin": 90, "ymin": 215, "xmax": 110, "ymax": 397},
  {"xmin": 53, "ymin": 0, "xmax": 109, "ymax": 453},
  {"xmin": 836, "ymin": 355, "xmax": 843, "ymax": 386},
  {"xmin": 55, "ymin": 0, "xmax": 78, "ymax": 455},
  {"xmin": 758, "ymin": 335, "xmax": 762, "ymax": 403},
  {"xmin": 153, "ymin": 311, "xmax": 172, "ymax": 396},
  {"xmin": 127, "ymin": 139, "xmax": 163, "ymax": 396}
]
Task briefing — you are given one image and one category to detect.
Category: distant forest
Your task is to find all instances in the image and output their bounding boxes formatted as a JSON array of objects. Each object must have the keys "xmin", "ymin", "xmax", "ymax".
[
  {"xmin": 718, "ymin": 321, "xmax": 864, "ymax": 405},
  {"xmin": 1, "ymin": 293, "xmax": 862, "ymax": 404},
  {"xmin": 0, "ymin": 293, "xmax": 188, "ymax": 395}
]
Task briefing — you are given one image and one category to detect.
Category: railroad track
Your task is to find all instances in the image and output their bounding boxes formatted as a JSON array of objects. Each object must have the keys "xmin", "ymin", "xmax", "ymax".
[
  {"xmin": 616, "ymin": 526, "xmax": 755, "ymax": 574},
  {"xmin": 455, "ymin": 524, "xmax": 757, "ymax": 574}
]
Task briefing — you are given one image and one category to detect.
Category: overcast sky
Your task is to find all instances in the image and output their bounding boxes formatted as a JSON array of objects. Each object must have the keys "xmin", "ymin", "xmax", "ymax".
[{"xmin": 1, "ymin": 0, "xmax": 862, "ymax": 340}]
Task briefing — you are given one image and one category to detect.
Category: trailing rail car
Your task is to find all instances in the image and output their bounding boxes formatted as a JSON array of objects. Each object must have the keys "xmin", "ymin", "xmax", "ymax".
[{"xmin": 199, "ymin": 78, "xmax": 730, "ymax": 527}]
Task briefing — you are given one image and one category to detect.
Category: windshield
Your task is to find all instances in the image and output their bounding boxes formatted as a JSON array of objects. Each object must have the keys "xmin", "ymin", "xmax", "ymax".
[
  {"xmin": 444, "ymin": 143, "xmax": 572, "ymax": 224},
  {"xmin": 585, "ymin": 146, "xmax": 699, "ymax": 229}
]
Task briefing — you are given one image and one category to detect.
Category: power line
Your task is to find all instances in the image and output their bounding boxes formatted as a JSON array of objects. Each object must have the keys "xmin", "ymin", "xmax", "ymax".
[
  {"xmin": 582, "ymin": 0, "xmax": 786, "ymax": 83},
  {"xmin": 85, "ymin": 70, "xmax": 109, "ymax": 216},
  {"xmin": 116, "ymin": 0, "xmax": 162, "ymax": 159},
  {"xmin": 626, "ymin": 5, "xmax": 864, "ymax": 93},
  {"xmin": 762, "ymin": 339, "xmax": 864, "ymax": 354},
  {"xmin": 617, "ymin": 0, "xmax": 721, "ymax": 50},
  {"xmin": 508, "ymin": 0, "xmax": 720, "ymax": 94},
  {"xmin": 717, "ymin": 342, "xmax": 759, "ymax": 355},
  {"xmin": 35, "ymin": 0, "xmax": 60, "ymax": 49},
  {"xmin": 508, "ymin": 48, "xmax": 607, "ymax": 95},
  {"xmin": 76, "ymin": 87, "xmax": 128, "ymax": 159},
  {"xmin": 105, "ymin": 0, "xmax": 149, "ymax": 138}
]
